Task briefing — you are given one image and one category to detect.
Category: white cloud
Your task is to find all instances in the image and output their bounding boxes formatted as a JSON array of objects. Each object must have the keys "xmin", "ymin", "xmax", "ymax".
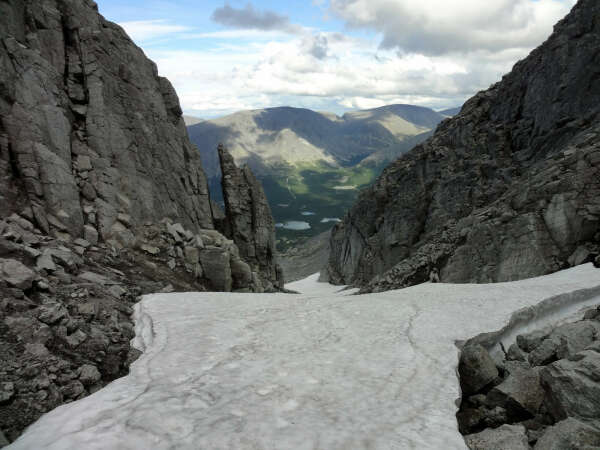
[
  {"xmin": 329, "ymin": 0, "xmax": 576, "ymax": 55},
  {"xmin": 118, "ymin": 20, "xmax": 190, "ymax": 42},
  {"xmin": 134, "ymin": 1, "xmax": 576, "ymax": 118}
]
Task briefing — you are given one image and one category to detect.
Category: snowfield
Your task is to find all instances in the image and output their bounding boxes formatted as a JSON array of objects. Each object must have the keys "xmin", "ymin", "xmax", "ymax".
[{"xmin": 9, "ymin": 266, "xmax": 600, "ymax": 449}]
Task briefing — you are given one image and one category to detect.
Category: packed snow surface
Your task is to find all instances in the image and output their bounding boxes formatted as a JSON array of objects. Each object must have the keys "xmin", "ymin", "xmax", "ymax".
[{"xmin": 10, "ymin": 265, "xmax": 600, "ymax": 449}]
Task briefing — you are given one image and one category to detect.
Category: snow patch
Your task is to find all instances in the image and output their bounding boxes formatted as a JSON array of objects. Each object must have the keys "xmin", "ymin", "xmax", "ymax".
[{"xmin": 9, "ymin": 265, "xmax": 600, "ymax": 450}]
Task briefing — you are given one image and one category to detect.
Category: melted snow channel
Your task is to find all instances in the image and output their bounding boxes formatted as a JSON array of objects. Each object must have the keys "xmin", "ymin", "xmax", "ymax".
[{"xmin": 9, "ymin": 265, "xmax": 600, "ymax": 450}]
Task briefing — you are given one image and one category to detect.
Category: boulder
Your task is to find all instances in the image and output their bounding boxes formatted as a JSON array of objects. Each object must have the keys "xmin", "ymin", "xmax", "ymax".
[
  {"xmin": 487, "ymin": 367, "xmax": 544, "ymax": 416},
  {"xmin": 459, "ymin": 344, "xmax": 499, "ymax": 395},
  {"xmin": 231, "ymin": 257, "xmax": 253, "ymax": 289},
  {"xmin": 78, "ymin": 364, "xmax": 101, "ymax": 386},
  {"xmin": 83, "ymin": 225, "xmax": 99, "ymax": 246},
  {"xmin": 517, "ymin": 329, "xmax": 550, "ymax": 353},
  {"xmin": 465, "ymin": 424, "xmax": 529, "ymax": 450},
  {"xmin": 534, "ymin": 418, "xmax": 600, "ymax": 449},
  {"xmin": 199, "ymin": 247, "xmax": 232, "ymax": 292},
  {"xmin": 184, "ymin": 246, "xmax": 200, "ymax": 265},
  {"xmin": 0, "ymin": 258, "xmax": 36, "ymax": 289},
  {"xmin": 506, "ymin": 343, "xmax": 528, "ymax": 362},
  {"xmin": 540, "ymin": 350, "xmax": 600, "ymax": 421},
  {"xmin": 36, "ymin": 253, "xmax": 56, "ymax": 272},
  {"xmin": 140, "ymin": 244, "xmax": 160, "ymax": 255},
  {"xmin": 529, "ymin": 321, "xmax": 597, "ymax": 366},
  {"xmin": 37, "ymin": 302, "xmax": 68, "ymax": 325}
]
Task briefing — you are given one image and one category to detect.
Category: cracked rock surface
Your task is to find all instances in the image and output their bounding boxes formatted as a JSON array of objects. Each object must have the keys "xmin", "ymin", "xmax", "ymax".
[{"xmin": 327, "ymin": 0, "xmax": 600, "ymax": 292}]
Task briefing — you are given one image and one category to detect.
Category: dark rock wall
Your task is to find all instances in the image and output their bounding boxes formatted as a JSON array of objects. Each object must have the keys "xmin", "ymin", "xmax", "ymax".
[
  {"xmin": 327, "ymin": 0, "xmax": 600, "ymax": 292},
  {"xmin": 0, "ymin": 0, "xmax": 213, "ymax": 244},
  {"xmin": 218, "ymin": 144, "xmax": 283, "ymax": 290},
  {"xmin": 0, "ymin": 0, "xmax": 284, "ymax": 442}
]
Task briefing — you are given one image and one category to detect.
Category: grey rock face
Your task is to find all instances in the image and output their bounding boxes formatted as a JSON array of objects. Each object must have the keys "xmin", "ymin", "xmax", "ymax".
[
  {"xmin": 218, "ymin": 144, "xmax": 283, "ymax": 290},
  {"xmin": 0, "ymin": 0, "xmax": 213, "ymax": 245},
  {"xmin": 327, "ymin": 0, "xmax": 600, "ymax": 291},
  {"xmin": 541, "ymin": 350, "xmax": 600, "ymax": 421}
]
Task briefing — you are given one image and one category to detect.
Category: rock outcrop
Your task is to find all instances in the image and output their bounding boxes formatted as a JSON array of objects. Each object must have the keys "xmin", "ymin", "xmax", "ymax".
[
  {"xmin": 327, "ymin": 0, "xmax": 600, "ymax": 292},
  {"xmin": 218, "ymin": 144, "xmax": 283, "ymax": 291},
  {"xmin": 457, "ymin": 306, "xmax": 600, "ymax": 448},
  {"xmin": 0, "ymin": 0, "xmax": 282, "ymax": 442}
]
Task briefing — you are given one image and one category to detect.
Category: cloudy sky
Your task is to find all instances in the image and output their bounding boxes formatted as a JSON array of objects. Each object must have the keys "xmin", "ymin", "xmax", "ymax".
[{"xmin": 96, "ymin": 0, "xmax": 576, "ymax": 118}]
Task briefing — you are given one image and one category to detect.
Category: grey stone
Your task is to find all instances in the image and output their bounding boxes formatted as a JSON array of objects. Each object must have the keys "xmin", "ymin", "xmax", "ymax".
[
  {"xmin": 0, "ymin": 430, "xmax": 8, "ymax": 446},
  {"xmin": 47, "ymin": 247, "xmax": 81, "ymax": 270},
  {"xmin": 117, "ymin": 213, "xmax": 131, "ymax": 227},
  {"xmin": 159, "ymin": 284, "xmax": 175, "ymax": 293},
  {"xmin": 108, "ymin": 285, "xmax": 126, "ymax": 298},
  {"xmin": 73, "ymin": 238, "xmax": 90, "ymax": 248},
  {"xmin": 487, "ymin": 367, "xmax": 544, "ymax": 416},
  {"xmin": 528, "ymin": 337, "xmax": 560, "ymax": 367},
  {"xmin": 84, "ymin": 225, "xmax": 99, "ymax": 246},
  {"xmin": 76, "ymin": 155, "xmax": 92, "ymax": 171},
  {"xmin": 24, "ymin": 343, "xmax": 50, "ymax": 358},
  {"xmin": 518, "ymin": 329, "xmax": 550, "ymax": 353},
  {"xmin": 465, "ymin": 424, "xmax": 529, "ymax": 450},
  {"xmin": 78, "ymin": 302, "xmax": 99, "ymax": 318},
  {"xmin": 0, "ymin": 258, "xmax": 36, "ymax": 289},
  {"xmin": 529, "ymin": 321, "xmax": 597, "ymax": 366},
  {"xmin": 541, "ymin": 350, "xmax": 600, "ymax": 421},
  {"xmin": 77, "ymin": 271, "xmax": 110, "ymax": 285},
  {"xmin": 35, "ymin": 253, "xmax": 55, "ymax": 273},
  {"xmin": 65, "ymin": 330, "xmax": 88, "ymax": 348},
  {"xmin": 459, "ymin": 344, "xmax": 499, "ymax": 395},
  {"xmin": 61, "ymin": 380, "xmax": 85, "ymax": 399},
  {"xmin": 166, "ymin": 222, "xmax": 183, "ymax": 243},
  {"xmin": 184, "ymin": 246, "xmax": 199, "ymax": 265},
  {"xmin": 0, "ymin": 382, "xmax": 15, "ymax": 403},
  {"xmin": 78, "ymin": 364, "xmax": 101, "ymax": 386},
  {"xmin": 140, "ymin": 244, "xmax": 160, "ymax": 255},
  {"xmin": 231, "ymin": 257, "xmax": 253, "ymax": 289},
  {"xmin": 167, "ymin": 258, "xmax": 176, "ymax": 270},
  {"xmin": 507, "ymin": 343, "xmax": 528, "ymax": 362},
  {"xmin": 534, "ymin": 418, "xmax": 600, "ymax": 450},
  {"xmin": 37, "ymin": 302, "xmax": 68, "ymax": 325},
  {"xmin": 199, "ymin": 247, "xmax": 232, "ymax": 292},
  {"xmin": 5, "ymin": 317, "xmax": 52, "ymax": 345},
  {"xmin": 568, "ymin": 245, "xmax": 594, "ymax": 267}
]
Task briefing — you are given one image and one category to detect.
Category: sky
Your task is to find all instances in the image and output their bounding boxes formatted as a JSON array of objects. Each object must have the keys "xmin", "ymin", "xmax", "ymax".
[{"xmin": 96, "ymin": 0, "xmax": 577, "ymax": 119}]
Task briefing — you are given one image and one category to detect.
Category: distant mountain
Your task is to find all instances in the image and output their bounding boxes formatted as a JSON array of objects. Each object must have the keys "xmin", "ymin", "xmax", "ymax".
[
  {"xmin": 183, "ymin": 115, "xmax": 203, "ymax": 126},
  {"xmin": 188, "ymin": 105, "xmax": 444, "ymax": 248},
  {"xmin": 439, "ymin": 107, "xmax": 462, "ymax": 116}
]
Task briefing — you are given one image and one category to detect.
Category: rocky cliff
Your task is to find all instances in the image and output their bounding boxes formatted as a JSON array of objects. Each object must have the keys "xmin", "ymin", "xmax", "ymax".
[
  {"xmin": 0, "ymin": 0, "xmax": 280, "ymax": 442},
  {"xmin": 327, "ymin": 0, "xmax": 600, "ymax": 292},
  {"xmin": 218, "ymin": 144, "xmax": 283, "ymax": 291}
]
